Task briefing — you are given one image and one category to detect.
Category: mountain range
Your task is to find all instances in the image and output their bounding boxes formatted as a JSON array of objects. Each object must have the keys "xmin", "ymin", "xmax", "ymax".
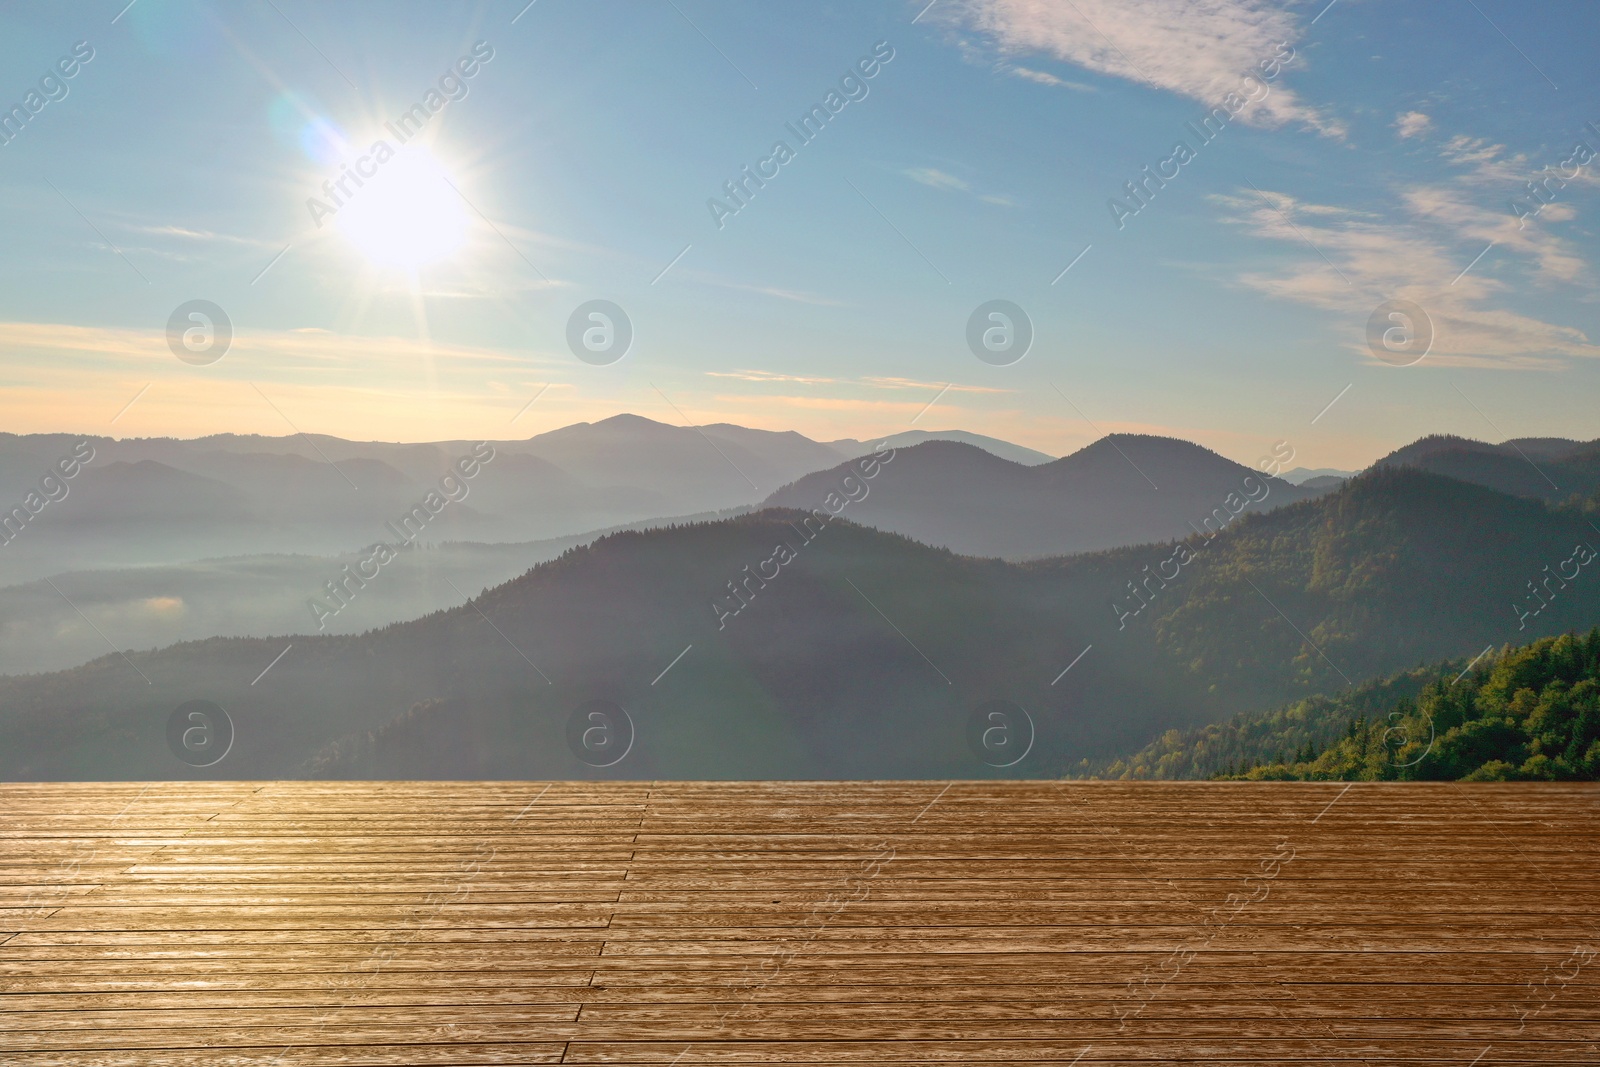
[
  {"xmin": 0, "ymin": 417, "xmax": 824, "ymax": 577},
  {"xmin": 7, "ymin": 419, "xmax": 1592, "ymax": 586},
  {"xmin": 1281, "ymin": 466, "xmax": 1357, "ymax": 485},
  {"xmin": 3, "ymin": 461, "xmax": 1596, "ymax": 781},
  {"xmin": 1373, "ymin": 434, "xmax": 1600, "ymax": 502},
  {"xmin": 0, "ymin": 418, "xmax": 1061, "ymax": 582},
  {"xmin": 0, "ymin": 429, "xmax": 1329, "ymax": 671},
  {"xmin": 763, "ymin": 435, "xmax": 1323, "ymax": 559},
  {"xmin": 827, "ymin": 429, "xmax": 1055, "ymax": 466}
]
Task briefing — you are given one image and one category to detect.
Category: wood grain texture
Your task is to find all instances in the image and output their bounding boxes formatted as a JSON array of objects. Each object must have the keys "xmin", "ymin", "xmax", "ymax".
[{"xmin": 1, "ymin": 781, "xmax": 1596, "ymax": 1064}]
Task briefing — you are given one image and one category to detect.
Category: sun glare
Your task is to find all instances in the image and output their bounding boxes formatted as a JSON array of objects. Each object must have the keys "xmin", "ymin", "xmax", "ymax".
[{"xmin": 334, "ymin": 146, "xmax": 469, "ymax": 270}]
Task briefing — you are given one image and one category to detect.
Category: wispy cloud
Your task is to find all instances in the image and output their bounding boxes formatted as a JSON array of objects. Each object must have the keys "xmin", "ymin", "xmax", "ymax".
[
  {"xmin": 706, "ymin": 369, "xmax": 841, "ymax": 384},
  {"xmin": 1401, "ymin": 185, "xmax": 1585, "ymax": 283},
  {"xmin": 904, "ymin": 167, "xmax": 970, "ymax": 192},
  {"xmin": 118, "ymin": 223, "xmax": 281, "ymax": 248},
  {"xmin": 943, "ymin": 0, "xmax": 1345, "ymax": 137},
  {"xmin": 682, "ymin": 273, "xmax": 848, "ymax": 306},
  {"xmin": 1394, "ymin": 110, "xmax": 1432, "ymax": 139},
  {"xmin": 713, "ymin": 394, "xmax": 972, "ymax": 416},
  {"xmin": 1214, "ymin": 188, "xmax": 1598, "ymax": 369},
  {"xmin": 1437, "ymin": 134, "xmax": 1532, "ymax": 185},
  {"xmin": 1434, "ymin": 131, "xmax": 1598, "ymax": 193},
  {"xmin": 0, "ymin": 321, "xmax": 554, "ymax": 371},
  {"xmin": 0, "ymin": 318, "xmax": 586, "ymax": 438},
  {"xmin": 1006, "ymin": 65, "xmax": 1095, "ymax": 91},
  {"xmin": 706, "ymin": 370, "xmax": 1010, "ymax": 395},
  {"xmin": 902, "ymin": 166, "xmax": 1016, "ymax": 207},
  {"xmin": 862, "ymin": 376, "xmax": 1009, "ymax": 394}
]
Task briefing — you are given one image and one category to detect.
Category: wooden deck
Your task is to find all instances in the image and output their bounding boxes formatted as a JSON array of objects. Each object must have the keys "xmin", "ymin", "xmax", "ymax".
[{"xmin": 1, "ymin": 781, "xmax": 1596, "ymax": 1065}]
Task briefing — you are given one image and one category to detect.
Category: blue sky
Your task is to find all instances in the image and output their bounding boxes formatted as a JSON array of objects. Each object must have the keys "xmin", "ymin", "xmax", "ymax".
[{"xmin": 0, "ymin": 0, "xmax": 1596, "ymax": 469}]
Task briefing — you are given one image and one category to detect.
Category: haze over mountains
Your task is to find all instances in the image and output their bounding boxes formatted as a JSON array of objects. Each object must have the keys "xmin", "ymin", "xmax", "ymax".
[
  {"xmin": 9, "ymin": 417, "xmax": 1591, "ymax": 590},
  {"xmin": 764, "ymin": 435, "xmax": 1322, "ymax": 559},
  {"xmin": 3, "ymin": 461, "xmax": 1596, "ymax": 781},
  {"xmin": 0, "ymin": 526, "xmax": 697, "ymax": 676},
  {"xmin": 2, "ymin": 421, "xmax": 1597, "ymax": 780},
  {"xmin": 0, "ymin": 418, "xmax": 1076, "ymax": 671},
  {"xmin": 828, "ymin": 430, "xmax": 1056, "ymax": 467},
  {"xmin": 0, "ymin": 417, "xmax": 828, "ymax": 577},
  {"xmin": 0, "ymin": 418, "xmax": 1068, "ymax": 580}
]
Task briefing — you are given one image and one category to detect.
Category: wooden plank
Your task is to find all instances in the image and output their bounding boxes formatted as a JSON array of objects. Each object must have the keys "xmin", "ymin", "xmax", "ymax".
[
  {"xmin": 0, "ymin": 1044, "xmax": 569, "ymax": 1066},
  {"xmin": 1, "ymin": 781, "xmax": 1596, "ymax": 1064}
]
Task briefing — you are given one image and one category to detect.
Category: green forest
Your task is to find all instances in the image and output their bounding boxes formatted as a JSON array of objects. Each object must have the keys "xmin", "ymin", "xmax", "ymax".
[{"xmin": 1091, "ymin": 629, "xmax": 1600, "ymax": 781}]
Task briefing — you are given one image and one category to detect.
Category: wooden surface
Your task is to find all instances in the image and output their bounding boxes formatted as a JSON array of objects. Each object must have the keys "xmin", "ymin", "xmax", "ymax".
[{"xmin": 1, "ymin": 780, "xmax": 1597, "ymax": 1065}]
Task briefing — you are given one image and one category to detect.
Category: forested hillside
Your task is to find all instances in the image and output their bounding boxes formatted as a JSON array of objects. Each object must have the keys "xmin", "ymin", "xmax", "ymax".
[
  {"xmin": 1093, "ymin": 630, "xmax": 1600, "ymax": 781},
  {"xmin": 1374, "ymin": 434, "xmax": 1600, "ymax": 502}
]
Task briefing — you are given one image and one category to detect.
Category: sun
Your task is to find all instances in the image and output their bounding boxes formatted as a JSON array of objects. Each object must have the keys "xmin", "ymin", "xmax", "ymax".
[{"xmin": 334, "ymin": 145, "xmax": 469, "ymax": 270}]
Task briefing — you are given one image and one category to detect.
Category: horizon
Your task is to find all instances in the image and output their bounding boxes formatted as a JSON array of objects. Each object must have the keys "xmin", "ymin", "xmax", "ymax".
[{"xmin": 0, "ymin": 411, "xmax": 1574, "ymax": 474}]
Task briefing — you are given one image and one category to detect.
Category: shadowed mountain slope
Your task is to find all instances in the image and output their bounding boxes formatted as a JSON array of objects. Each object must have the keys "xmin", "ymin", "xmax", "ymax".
[
  {"xmin": 762, "ymin": 435, "xmax": 1321, "ymax": 559},
  {"xmin": 1374, "ymin": 434, "xmax": 1600, "ymax": 502}
]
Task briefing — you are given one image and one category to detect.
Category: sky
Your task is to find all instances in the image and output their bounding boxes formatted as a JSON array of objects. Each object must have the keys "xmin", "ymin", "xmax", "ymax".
[{"xmin": 0, "ymin": 0, "xmax": 1596, "ymax": 470}]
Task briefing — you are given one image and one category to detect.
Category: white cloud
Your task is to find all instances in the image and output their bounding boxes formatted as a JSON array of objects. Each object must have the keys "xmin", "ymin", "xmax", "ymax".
[
  {"xmin": 903, "ymin": 167, "xmax": 1015, "ymax": 207},
  {"xmin": 119, "ymin": 224, "xmax": 280, "ymax": 248},
  {"xmin": 1213, "ymin": 188, "xmax": 1598, "ymax": 370},
  {"xmin": 685, "ymin": 275, "xmax": 848, "ymax": 306},
  {"xmin": 0, "ymin": 320, "xmax": 554, "ymax": 373},
  {"xmin": 1006, "ymin": 66, "xmax": 1095, "ymax": 91},
  {"xmin": 705, "ymin": 371, "xmax": 1008, "ymax": 395},
  {"xmin": 1435, "ymin": 132, "xmax": 1600, "ymax": 200},
  {"xmin": 904, "ymin": 167, "xmax": 970, "ymax": 192},
  {"xmin": 861, "ymin": 376, "xmax": 1009, "ymax": 394},
  {"xmin": 1438, "ymin": 134, "xmax": 1531, "ymax": 185},
  {"xmin": 943, "ymin": 0, "xmax": 1345, "ymax": 137},
  {"xmin": 1400, "ymin": 185, "xmax": 1585, "ymax": 284},
  {"xmin": 706, "ymin": 369, "xmax": 840, "ymax": 385},
  {"xmin": 1395, "ymin": 111, "xmax": 1432, "ymax": 139}
]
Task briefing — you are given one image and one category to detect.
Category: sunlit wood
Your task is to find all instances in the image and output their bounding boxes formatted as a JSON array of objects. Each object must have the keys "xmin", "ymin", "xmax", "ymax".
[{"xmin": 1, "ymin": 781, "xmax": 1595, "ymax": 1063}]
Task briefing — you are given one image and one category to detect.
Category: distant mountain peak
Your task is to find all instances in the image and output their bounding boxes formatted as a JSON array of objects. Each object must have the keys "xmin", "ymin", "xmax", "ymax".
[
  {"xmin": 826, "ymin": 429, "xmax": 1055, "ymax": 467},
  {"xmin": 763, "ymin": 431, "xmax": 1319, "ymax": 559},
  {"xmin": 1374, "ymin": 432, "xmax": 1600, "ymax": 502},
  {"xmin": 592, "ymin": 412, "xmax": 668, "ymax": 428}
]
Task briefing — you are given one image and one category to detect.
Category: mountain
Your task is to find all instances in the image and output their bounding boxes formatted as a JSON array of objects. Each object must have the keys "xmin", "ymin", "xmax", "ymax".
[
  {"xmin": 0, "ymin": 422, "xmax": 1321, "ymax": 578},
  {"xmin": 762, "ymin": 435, "xmax": 1322, "ymax": 560},
  {"xmin": 515, "ymin": 414, "xmax": 841, "ymax": 504},
  {"xmin": 1504, "ymin": 438, "xmax": 1597, "ymax": 460},
  {"xmin": 3, "ymin": 467, "xmax": 1596, "ymax": 781},
  {"xmin": 67, "ymin": 461, "xmax": 254, "ymax": 524},
  {"xmin": 0, "ymin": 418, "xmax": 839, "ymax": 578},
  {"xmin": 1374, "ymin": 434, "xmax": 1600, "ymax": 502},
  {"xmin": 1096, "ymin": 630, "xmax": 1600, "ymax": 782},
  {"xmin": 1281, "ymin": 466, "xmax": 1357, "ymax": 485},
  {"xmin": 828, "ymin": 430, "xmax": 1055, "ymax": 466}
]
